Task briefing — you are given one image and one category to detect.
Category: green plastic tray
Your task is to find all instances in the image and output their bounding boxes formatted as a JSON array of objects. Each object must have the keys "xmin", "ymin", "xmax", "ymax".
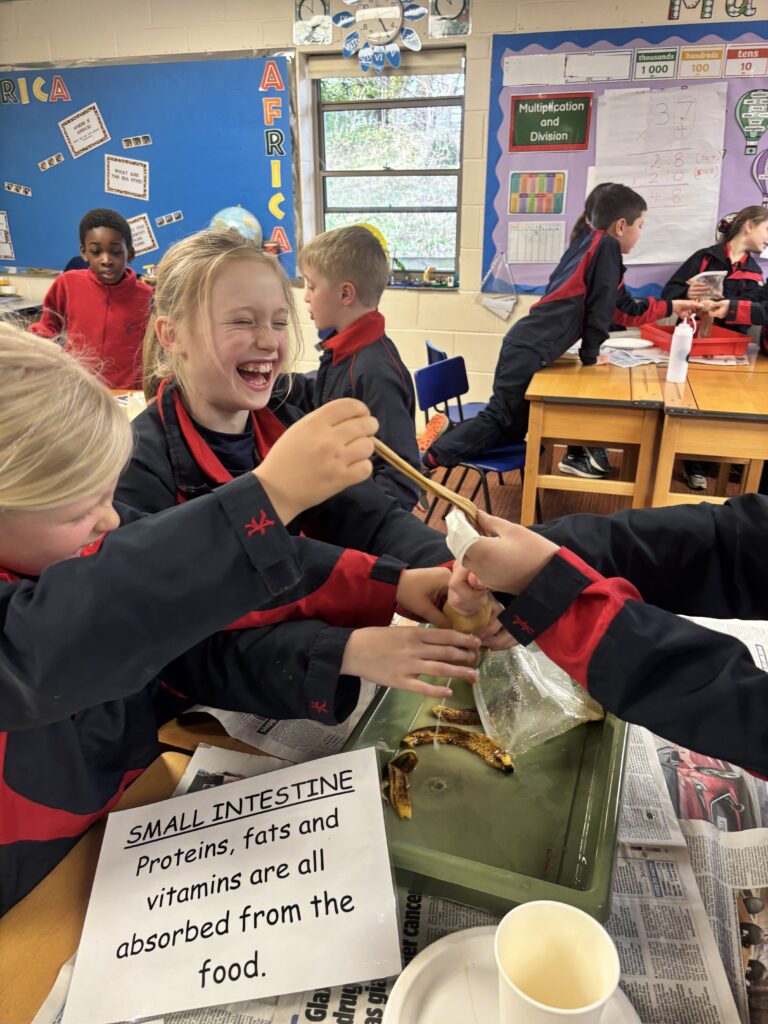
[{"xmin": 343, "ymin": 680, "xmax": 627, "ymax": 921}]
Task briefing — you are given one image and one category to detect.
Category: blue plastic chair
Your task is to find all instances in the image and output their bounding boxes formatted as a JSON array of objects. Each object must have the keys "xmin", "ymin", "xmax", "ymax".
[
  {"xmin": 422, "ymin": 341, "xmax": 485, "ymax": 426},
  {"xmin": 414, "ymin": 357, "xmax": 530, "ymax": 523}
]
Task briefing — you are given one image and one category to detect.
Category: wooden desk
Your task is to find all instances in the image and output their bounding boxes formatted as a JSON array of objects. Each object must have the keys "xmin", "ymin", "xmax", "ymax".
[
  {"xmin": 159, "ymin": 714, "xmax": 270, "ymax": 755},
  {"xmin": 0, "ymin": 753, "xmax": 190, "ymax": 1024},
  {"xmin": 651, "ymin": 367, "xmax": 768, "ymax": 507},
  {"xmin": 521, "ymin": 360, "xmax": 663, "ymax": 525}
]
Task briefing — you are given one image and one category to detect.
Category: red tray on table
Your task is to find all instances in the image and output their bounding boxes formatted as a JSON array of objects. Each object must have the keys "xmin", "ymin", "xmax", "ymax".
[{"xmin": 640, "ymin": 322, "xmax": 750, "ymax": 357}]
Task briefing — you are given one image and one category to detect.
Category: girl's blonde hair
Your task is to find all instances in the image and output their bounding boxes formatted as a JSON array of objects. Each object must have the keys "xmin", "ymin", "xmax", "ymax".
[
  {"xmin": 0, "ymin": 322, "xmax": 132, "ymax": 512},
  {"xmin": 718, "ymin": 205, "xmax": 768, "ymax": 244},
  {"xmin": 143, "ymin": 230, "xmax": 303, "ymax": 400}
]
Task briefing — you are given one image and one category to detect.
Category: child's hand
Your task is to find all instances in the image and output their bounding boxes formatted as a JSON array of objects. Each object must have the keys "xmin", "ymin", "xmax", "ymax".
[
  {"xmin": 340, "ymin": 626, "xmax": 482, "ymax": 696},
  {"xmin": 686, "ymin": 278, "xmax": 713, "ymax": 300},
  {"xmin": 595, "ymin": 354, "xmax": 611, "ymax": 365},
  {"xmin": 705, "ymin": 299, "xmax": 730, "ymax": 320},
  {"xmin": 447, "ymin": 564, "xmax": 516, "ymax": 650},
  {"xmin": 671, "ymin": 299, "xmax": 703, "ymax": 317},
  {"xmin": 396, "ymin": 566, "xmax": 452, "ymax": 628},
  {"xmin": 461, "ymin": 510, "xmax": 559, "ymax": 595},
  {"xmin": 254, "ymin": 399, "xmax": 377, "ymax": 522}
]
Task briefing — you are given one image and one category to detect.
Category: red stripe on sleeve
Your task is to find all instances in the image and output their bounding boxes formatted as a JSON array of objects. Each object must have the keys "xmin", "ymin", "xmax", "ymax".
[
  {"xmin": 534, "ymin": 548, "xmax": 642, "ymax": 688},
  {"xmin": 224, "ymin": 547, "xmax": 398, "ymax": 630},
  {"xmin": 733, "ymin": 301, "xmax": 755, "ymax": 326}
]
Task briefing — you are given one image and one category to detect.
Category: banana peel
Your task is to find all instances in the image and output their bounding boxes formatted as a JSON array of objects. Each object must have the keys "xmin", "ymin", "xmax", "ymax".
[
  {"xmin": 382, "ymin": 750, "xmax": 419, "ymax": 819},
  {"xmin": 432, "ymin": 704, "xmax": 481, "ymax": 726},
  {"xmin": 402, "ymin": 726, "xmax": 514, "ymax": 773}
]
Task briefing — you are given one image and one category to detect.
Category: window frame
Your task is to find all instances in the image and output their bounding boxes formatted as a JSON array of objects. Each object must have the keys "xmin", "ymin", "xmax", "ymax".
[{"xmin": 311, "ymin": 57, "xmax": 465, "ymax": 279}]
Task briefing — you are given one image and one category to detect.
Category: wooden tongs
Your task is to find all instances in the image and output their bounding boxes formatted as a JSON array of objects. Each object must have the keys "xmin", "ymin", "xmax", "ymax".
[{"xmin": 372, "ymin": 437, "xmax": 480, "ymax": 527}]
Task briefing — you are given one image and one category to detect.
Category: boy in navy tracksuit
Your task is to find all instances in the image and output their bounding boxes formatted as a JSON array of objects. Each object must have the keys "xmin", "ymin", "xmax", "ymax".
[
  {"xmin": 424, "ymin": 185, "xmax": 654, "ymax": 478},
  {"xmin": 298, "ymin": 225, "xmax": 422, "ymax": 510}
]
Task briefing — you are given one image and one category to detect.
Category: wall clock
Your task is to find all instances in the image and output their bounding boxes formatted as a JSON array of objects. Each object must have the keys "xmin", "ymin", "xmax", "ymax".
[
  {"xmin": 294, "ymin": 0, "xmax": 332, "ymax": 45},
  {"xmin": 333, "ymin": 1, "xmax": 428, "ymax": 72},
  {"xmin": 429, "ymin": 0, "xmax": 470, "ymax": 38}
]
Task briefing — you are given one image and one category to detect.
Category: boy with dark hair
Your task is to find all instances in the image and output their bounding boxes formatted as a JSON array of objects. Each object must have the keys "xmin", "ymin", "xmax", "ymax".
[
  {"xmin": 298, "ymin": 225, "xmax": 422, "ymax": 511},
  {"xmin": 29, "ymin": 207, "xmax": 153, "ymax": 389},
  {"xmin": 423, "ymin": 185, "xmax": 694, "ymax": 477}
]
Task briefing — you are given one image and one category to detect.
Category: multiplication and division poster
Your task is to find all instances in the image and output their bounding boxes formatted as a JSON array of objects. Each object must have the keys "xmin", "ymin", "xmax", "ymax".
[{"xmin": 482, "ymin": 24, "xmax": 768, "ymax": 295}]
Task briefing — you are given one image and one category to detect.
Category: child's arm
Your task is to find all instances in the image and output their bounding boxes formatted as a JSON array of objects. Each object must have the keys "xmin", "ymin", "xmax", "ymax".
[
  {"xmin": 612, "ymin": 289, "xmax": 699, "ymax": 327},
  {"xmin": 709, "ymin": 298, "xmax": 768, "ymax": 328},
  {"xmin": 661, "ymin": 251, "xmax": 705, "ymax": 302},
  {"xmin": 27, "ymin": 276, "xmax": 68, "ymax": 338},
  {"xmin": 458, "ymin": 506, "xmax": 768, "ymax": 775},
  {"xmin": 0, "ymin": 401, "xmax": 378, "ymax": 728}
]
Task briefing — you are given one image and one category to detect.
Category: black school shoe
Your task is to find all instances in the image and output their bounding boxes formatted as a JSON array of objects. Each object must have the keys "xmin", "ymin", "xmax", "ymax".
[
  {"xmin": 558, "ymin": 450, "xmax": 606, "ymax": 479},
  {"xmin": 585, "ymin": 447, "xmax": 610, "ymax": 474}
]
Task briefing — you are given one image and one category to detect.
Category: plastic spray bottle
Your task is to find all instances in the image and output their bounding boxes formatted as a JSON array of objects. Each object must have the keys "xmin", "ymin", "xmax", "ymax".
[{"xmin": 667, "ymin": 316, "xmax": 696, "ymax": 384}]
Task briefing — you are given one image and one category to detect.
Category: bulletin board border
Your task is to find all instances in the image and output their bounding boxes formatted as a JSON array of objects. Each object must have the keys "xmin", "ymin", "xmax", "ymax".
[
  {"xmin": 0, "ymin": 49, "xmax": 303, "ymax": 278},
  {"xmin": 483, "ymin": 22, "xmax": 767, "ymax": 295}
]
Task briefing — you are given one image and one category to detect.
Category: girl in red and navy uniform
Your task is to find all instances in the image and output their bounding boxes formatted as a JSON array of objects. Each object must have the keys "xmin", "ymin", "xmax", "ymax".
[
  {"xmin": 117, "ymin": 231, "xmax": 508, "ymax": 715},
  {"xmin": 662, "ymin": 206, "xmax": 767, "ymax": 328},
  {"xmin": 0, "ymin": 324, "xmax": 412, "ymax": 914},
  {"xmin": 662, "ymin": 206, "xmax": 768, "ymax": 490}
]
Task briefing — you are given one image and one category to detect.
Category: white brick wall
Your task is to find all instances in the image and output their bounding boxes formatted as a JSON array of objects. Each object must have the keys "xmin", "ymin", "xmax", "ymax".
[{"xmin": 2, "ymin": 0, "xmax": 763, "ymax": 393}]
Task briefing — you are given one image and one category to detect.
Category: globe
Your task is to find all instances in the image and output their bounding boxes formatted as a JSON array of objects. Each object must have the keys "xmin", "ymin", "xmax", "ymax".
[{"xmin": 209, "ymin": 206, "xmax": 263, "ymax": 245}]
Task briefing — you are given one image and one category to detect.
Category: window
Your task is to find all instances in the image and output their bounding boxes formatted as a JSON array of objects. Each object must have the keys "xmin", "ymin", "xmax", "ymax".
[{"xmin": 312, "ymin": 54, "xmax": 465, "ymax": 277}]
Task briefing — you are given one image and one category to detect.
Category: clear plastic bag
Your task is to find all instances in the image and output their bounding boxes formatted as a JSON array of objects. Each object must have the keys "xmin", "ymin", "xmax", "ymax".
[
  {"xmin": 473, "ymin": 643, "xmax": 604, "ymax": 759},
  {"xmin": 477, "ymin": 250, "xmax": 517, "ymax": 320}
]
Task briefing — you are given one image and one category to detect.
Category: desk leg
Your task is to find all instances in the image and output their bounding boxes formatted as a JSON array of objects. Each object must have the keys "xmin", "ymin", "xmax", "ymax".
[
  {"xmin": 744, "ymin": 459, "xmax": 764, "ymax": 494},
  {"xmin": 521, "ymin": 402, "xmax": 543, "ymax": 526},
  {"xmin": 650, "ymin": 415, "xmax": 680, "ymax": 507},
  {"xmin": 715, "ymin": 462, "xmax": 730, "ymax": 497},
  {"xmin": 632, "ymin": 409, "xmax": 659, "ymax": 509}
]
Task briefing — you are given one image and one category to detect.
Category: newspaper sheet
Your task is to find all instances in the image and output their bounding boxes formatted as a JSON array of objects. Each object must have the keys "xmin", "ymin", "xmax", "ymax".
[
  {"xmin": 190, "ymin": 679, "xmax": 379, "ymax": 764},
  {"xmin": 653, "ymin": 617, "xmax": 768, "ymax": 1024}
]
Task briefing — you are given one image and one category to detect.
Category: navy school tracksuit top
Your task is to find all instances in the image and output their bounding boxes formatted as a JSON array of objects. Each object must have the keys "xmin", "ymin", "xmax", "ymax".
[
  {"xmin": 661, "ymin": 242, "xmax": 764, "ymax": 334},
  {"xmin": 115, "ymin": 377, "xmax": 451, "ymax": 694},
  {"xmin": 308, "ymin": 310, "xmax": 421, "ymax": 510},
  {"xmin": 508, "ymin": 494, "xmax": 768, "ymax": 780},
  {"xmin": 0, "ymin": 474, "xmax": 336, "ymax": 914}
]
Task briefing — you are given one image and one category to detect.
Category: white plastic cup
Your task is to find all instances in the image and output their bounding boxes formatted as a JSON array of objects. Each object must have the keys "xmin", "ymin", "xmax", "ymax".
[{"xmin": 494, "ymin": 900, "xmax": 620, "ymax": 1024}]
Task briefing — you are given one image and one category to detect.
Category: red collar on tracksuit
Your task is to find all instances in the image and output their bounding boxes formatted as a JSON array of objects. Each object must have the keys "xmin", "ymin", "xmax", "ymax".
[
  {"xmin": 155, "ymin": 378, "xmax": 287, "ymax": 492},
  {"xmin": 320, "ymin": 310, "xmax": 385, "ymax": 365}
]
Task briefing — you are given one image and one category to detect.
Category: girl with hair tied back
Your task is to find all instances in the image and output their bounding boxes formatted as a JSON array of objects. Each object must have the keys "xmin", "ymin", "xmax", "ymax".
[
  {"xmin": 661, "ymin": 205, "xmax": 768, "ymax": 491},
  {"xmin": 0, "ymin": 321, "xmax": 389, "ymax": 915}
]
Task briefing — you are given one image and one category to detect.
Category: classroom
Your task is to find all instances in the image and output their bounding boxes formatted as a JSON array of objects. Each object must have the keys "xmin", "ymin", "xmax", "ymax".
[{"xmin": 1, "ymin": 0, "xmax": 768, "ymax": 1022}]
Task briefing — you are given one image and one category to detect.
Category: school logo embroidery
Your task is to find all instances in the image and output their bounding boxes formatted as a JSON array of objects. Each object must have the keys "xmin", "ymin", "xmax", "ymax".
[
  {"xmin": 310, "ymin": 700, "xmax": 329, "ymax": 715},
  {"xmin": 511, "ymin": 614, "xmax": 535, "ymax": 635},
  {"xmin": 245, "ymin": 511, "xmax": 275, "ymax": 537}
]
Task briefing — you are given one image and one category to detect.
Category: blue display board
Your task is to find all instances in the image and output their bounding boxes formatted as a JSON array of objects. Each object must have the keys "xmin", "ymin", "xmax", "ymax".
[{"xmin": 0, "ymin": 55, "xmax": 296, "ymax": 276}]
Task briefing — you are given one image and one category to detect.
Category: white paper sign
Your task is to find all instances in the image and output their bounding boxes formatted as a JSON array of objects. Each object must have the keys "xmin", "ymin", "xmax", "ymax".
[
  {"xmin": 127, "ymin": 213, "xmax": 158, "ymax": 256},
  {"xmin": 61, "ymin": 747, "xmax": 400, "ymax": 1024},
  {"xmin": 593, "ymin": 82, "xmax": 727, "ymax": 265},
  {"xmin": 0, "ymin": 210, "xmax": 15, "ymax": 260},
  {"xmin": 59, "ymin": 102, "xmax": 110, "ymax": 159},
  {"xmin": 105, "ymin": 154, "xmax": 149, "ymax": 201}
]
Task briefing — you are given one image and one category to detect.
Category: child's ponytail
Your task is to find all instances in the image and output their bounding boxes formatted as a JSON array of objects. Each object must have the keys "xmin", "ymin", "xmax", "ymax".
[{"xmin": 717, "ymin": 205, "xmax": 768, "ymax": 244}]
